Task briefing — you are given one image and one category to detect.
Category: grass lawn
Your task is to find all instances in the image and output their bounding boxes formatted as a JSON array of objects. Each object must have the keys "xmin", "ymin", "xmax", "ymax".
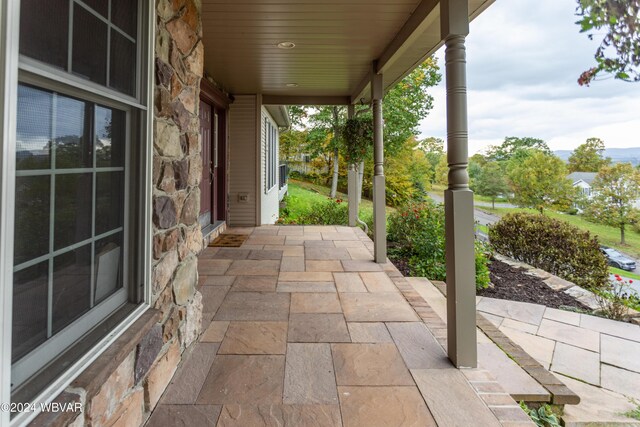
[
  {"xmin": 283, "ymin": 179, "xmax": 395, "ymax": 221},
  {"xmin": 431, "ymin": 184, "xmax": 508, "ymax": 204},
  {"xmin": 610, "ymin": 267, "xmax": 640, "ymax": 280},
  {"xmin": 481, "ymin": 206, "xmax": 640, "ymax": 258}
]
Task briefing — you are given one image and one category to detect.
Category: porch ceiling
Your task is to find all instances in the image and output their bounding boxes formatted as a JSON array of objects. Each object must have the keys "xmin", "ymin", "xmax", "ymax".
[{"xmin": 201, "ymin": 0, "xmax": 493, "ymax": 103}]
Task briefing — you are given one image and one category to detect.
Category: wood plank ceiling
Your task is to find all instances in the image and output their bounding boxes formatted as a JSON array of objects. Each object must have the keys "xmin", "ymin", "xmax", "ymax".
[{"xmin": 200, "ymin": 0, "xmax": 492, "ymax": 101}]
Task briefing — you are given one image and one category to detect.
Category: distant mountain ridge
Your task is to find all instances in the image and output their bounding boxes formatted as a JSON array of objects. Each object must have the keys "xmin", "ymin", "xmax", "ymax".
[{"xmin": 554, "ymin": 147, "xmax": 640, "ymax": 166}]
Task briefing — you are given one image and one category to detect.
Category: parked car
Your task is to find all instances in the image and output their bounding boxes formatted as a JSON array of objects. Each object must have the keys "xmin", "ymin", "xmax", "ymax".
[{"xmin": 600, "ymin": 247, "xmax": 637, "ymax": 271}]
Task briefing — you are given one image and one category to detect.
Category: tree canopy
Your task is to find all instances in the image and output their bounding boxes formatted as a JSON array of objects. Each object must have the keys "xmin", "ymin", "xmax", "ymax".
[
  {"xmin": 507, "ymin": 150, "xmax": 575, "ymax": 213},
  {"xmin": 585, "ymin": 162, "xmax": 640, "ymax": 244},
  {"xmin": 474, "ymin": 162, "xmax": 510, "ymax": 208},
  {"xmin": 576, "ymin": 0, "xmax": 640, "ymax": 85},
  {"xmin": 485, "ymin": 136, "xmax": 551, "ymax": 162},
  {"xmin": 567, "ymin": 137, "xmax": 611, "ymax": 172}
]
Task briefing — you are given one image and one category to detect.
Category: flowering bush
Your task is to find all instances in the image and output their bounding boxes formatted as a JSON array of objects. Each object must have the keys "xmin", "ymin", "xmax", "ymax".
[
  {"xmin": 388, "ymin": 201, "xmax": 490, "ymax": 290},
  {"xmin": 596, "ymin": 274, "xmax": 640, "ymax": 320}
]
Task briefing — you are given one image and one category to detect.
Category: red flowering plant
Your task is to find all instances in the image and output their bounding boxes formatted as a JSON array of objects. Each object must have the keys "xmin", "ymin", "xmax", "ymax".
[{"xmin": 595, "ymin": 274, "xmax": 640, "ymax": 320}]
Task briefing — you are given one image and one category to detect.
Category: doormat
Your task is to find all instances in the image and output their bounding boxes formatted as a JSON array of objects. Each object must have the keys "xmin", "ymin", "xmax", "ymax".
[{"xmin": 209, "ymin": 234, "xmax": 249, "ymax": 248}]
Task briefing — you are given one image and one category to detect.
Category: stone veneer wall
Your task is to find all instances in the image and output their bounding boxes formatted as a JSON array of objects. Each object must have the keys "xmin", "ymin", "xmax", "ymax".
[{"xmin": 29, "ymin": 1, "xmax": 205, "ymax": 426}]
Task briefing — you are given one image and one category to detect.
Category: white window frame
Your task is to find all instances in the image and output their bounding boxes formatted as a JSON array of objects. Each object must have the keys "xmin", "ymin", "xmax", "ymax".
[
  {"xmin": 265, "ymin": 117, "xmax": 278, "ymax": 193},
  {"xmin": 0, "ymin": 0, "xmax": 155, "ymax": 425}
]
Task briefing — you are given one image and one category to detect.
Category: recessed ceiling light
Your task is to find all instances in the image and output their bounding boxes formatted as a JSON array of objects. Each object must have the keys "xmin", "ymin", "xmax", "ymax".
[
  {"xmin": 277, "ymin": 41, "xmax": 296, "ymax": 49},
  {"xmin": 286, "ymin": 83, "xmax": 299, "ymax": 87}
]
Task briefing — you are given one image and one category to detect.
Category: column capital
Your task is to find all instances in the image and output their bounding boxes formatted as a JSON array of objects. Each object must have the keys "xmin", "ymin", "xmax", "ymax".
[{"xmin": 440, "ymin": 0, "xmax": 469, "ymax": 39}]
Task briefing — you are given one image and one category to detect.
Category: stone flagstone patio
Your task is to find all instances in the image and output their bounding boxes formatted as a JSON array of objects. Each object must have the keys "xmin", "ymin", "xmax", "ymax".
[{"xmin": 147, "ymin": 226, "xmax": 534, "ymax": 426}]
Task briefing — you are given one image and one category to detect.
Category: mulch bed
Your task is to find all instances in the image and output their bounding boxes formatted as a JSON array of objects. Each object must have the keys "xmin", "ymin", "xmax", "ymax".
[
  {"xmin": 389, "ymin": 251, "xmax": 591, "ymax": 311},
  {"xmin": 479, "ymin": 259, "xmax": 591, "ymax": 311}
]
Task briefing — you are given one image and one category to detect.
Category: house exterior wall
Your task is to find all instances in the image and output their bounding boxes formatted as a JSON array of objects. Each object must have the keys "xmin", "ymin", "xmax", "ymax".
[
  {"xmin": 26, "ymin": 1, "xmax": 206, "ymax": 425},
  {"xmin": 228, "ymin": 95, "xmax": 259, "ymax": 227},
  {"xmin": 261, "ymin": 107, "xmax": 280, "ymax": 225}
]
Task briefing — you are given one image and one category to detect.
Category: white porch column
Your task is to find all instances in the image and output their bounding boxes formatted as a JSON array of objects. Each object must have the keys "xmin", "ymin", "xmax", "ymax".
[
  {"xmin": 347, "ymin": 104, "xmax": 358, "ymax": 227},
  {"xmin": 441, "ymin": 0, "xmax": 477, "ymax": 368},
  {"xmin": 371, "ymin": 71, "xmax": 386, "ymax": 263}
]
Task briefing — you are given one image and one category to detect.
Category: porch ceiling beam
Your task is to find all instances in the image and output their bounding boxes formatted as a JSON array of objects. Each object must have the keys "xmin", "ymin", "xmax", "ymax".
[
  {"xmin": 262, "ymin": 95, "xmax": 351, "ymax": 106},
  {"xmin": 375, "ymin": 0, "xmax": 439, "ymax": 75},
  {"xmin": 350, "ymin": 69, "xmax": 372, "ymax": 105}
]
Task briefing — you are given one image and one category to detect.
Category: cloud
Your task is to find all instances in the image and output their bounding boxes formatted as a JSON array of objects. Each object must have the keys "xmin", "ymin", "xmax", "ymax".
[{"xmin": 418, "ymin": 0, "xmax": 640, "ymax": 154}]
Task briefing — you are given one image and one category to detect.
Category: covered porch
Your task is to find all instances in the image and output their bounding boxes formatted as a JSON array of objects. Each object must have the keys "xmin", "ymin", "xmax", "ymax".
[{"xmin": 149, "ymin": 225, "xmax": 530, "ymax": 426}]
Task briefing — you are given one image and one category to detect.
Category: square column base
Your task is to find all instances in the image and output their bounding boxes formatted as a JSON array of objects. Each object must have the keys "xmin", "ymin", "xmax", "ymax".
[
  {"xmin": 373, "ymin": 175, "xmax": 386, "ymax": 263},
  {"xmin": 444, "ymin": 188, "xmax": 477, "ymax": 368}
]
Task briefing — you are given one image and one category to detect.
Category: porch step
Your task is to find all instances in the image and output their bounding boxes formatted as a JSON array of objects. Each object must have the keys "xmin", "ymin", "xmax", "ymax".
[{"xmin": 405, "ymin": 277, "xmax": 561, "ymax": 404}]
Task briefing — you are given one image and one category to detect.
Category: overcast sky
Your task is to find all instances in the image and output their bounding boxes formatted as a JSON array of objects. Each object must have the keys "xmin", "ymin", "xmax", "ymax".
[{"xmin": 418, "ymin": 0, "xmax": 640, "ymax": 155}]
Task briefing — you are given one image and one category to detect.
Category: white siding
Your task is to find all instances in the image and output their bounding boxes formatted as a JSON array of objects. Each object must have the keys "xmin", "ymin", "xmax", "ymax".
[
  {"xmin": 228, "ymin": 95, "xmax": 258, "ymax": 226},
  {"xmin": 261, "ymin": 106, "xmax": 280, "ymax": 224}
]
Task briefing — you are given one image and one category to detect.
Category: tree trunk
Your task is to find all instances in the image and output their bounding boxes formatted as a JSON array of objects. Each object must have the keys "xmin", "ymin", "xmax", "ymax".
[
  {"xmin": 492, "ymin": 198, "xmax": 495, "ymax": 209},
  {"xmin": 621, "ymin": 223, "xmax": 626, "ymax": 245},
  {"xmin": 330, "ymin": 147, "xmax": 339, "ymax": 198}
]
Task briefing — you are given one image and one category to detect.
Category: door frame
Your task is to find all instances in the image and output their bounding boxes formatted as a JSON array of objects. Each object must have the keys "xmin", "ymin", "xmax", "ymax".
[{"xmin": 199, "ymin": 78, "xmax": 231, "ymax": 226}]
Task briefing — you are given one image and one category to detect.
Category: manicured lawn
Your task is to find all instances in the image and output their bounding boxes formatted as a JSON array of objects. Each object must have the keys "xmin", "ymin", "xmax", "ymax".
[
  {"xmin": 431, "ymin": 184, "xmax": 508, "ymax": 204},
  {"xmin": 482, "ymin": 206, "xmax": 640, "ymax": 258},
  {"xmin": 283, "ymin": 179, "xmax": 394, "ymax": 221},
  {"xmin": 610, "ymin": 267, "xmax": 640, "ymax": 281}
]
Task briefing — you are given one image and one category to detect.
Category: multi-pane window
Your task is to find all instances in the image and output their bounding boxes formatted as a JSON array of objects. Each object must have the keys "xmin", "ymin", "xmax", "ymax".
[
  {"xmin": 13, "ymin": 85, "xmax": 127, "ymax": 363},
  {"xmin": 19, "ymin": 0, "xmax": 138, "ymax": 97},
  {"xmin": 265, "ymin": 119, "xmax": 277, "ymax": 191},
  {"xmin": 11, "ymin": 0, "xmax": 144, "ymax": 392}
]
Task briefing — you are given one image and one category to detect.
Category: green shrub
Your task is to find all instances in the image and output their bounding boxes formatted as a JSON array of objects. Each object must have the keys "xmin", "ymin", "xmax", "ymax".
[
  {"xmin": 388, "ymin": 201, "xmax": 490, "ymax": 290},
  {"xmin": 520, "ymin": 402, "xmax": 561, "ymax": 427},
  {"xmin": 489, "ymin": 213, "xmax": 608, "ymax": 291},
  {"xmin": 294, "ymin": 198, "xmax": 349, "ymax": 225}
]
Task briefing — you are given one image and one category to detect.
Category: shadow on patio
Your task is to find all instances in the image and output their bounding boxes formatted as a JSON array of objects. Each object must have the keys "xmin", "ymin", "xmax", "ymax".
[{"xmin": 147, "ymin": 225, "xmax": 533, "ymax": 426}]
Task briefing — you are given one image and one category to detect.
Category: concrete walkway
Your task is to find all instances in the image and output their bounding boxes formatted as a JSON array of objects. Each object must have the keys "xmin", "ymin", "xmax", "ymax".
[{"xmin": 146, "ymin": 225, "xmax": 532, "ymax": 426}]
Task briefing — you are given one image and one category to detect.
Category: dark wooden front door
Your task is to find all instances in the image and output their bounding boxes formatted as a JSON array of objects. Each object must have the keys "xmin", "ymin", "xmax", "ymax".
[{"xmin": 199, "ymin": 100, "xmax": 213, "ymax": 228}]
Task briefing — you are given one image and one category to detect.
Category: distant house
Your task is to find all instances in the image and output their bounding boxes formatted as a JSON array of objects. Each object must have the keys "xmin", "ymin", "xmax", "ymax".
[{"xmin": 568, "ymin": 172, "xmax": 597, "ymax": 197}]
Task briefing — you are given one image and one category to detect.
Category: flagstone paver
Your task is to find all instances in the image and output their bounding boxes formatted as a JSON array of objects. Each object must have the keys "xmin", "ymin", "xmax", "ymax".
[
  {"xmin": 226, "ymin": 259, "xmax": 280, "ymax": 276},
  {"xmin": 340, "ymin": 292, "xmax": 419, "ymax": 322},
  {"xmin": 332, "ymin": 343, "xmax": 414, "ymax": 386},
  {"xmin": 148, "ymin": 404, "xmax": 222, "ymax": 427},
  {"xmin": 288, "ymin": 314, "xmax": 350, "ymax": 343},
  {"xmin": 338, "ymin": 386, "xmax": 437, "ymax": 427},
  {"xmin": 476, "ymin": 298, "xmax": 546, "ymax": 326},
  {"xmin": 218, "ymin": 321, "xmax": 288, "ymax": 355},
  {"xmin": 290, "ymin": 293, "xmax": 342, "ymax": 314},
  {"xmin": 305, "ymin": 260, "xmax": 344, "ymax": 272},
  {"xmin": 347, "ymin": 322, "xmax": 393, "ymax": 343},
  {"xmin": 201, "ymin": 321, "xmax": 230, "ymax": 343},
  {"xmin": 216, "ymin": 404, "xmax": 342, "ymax": 426},
  {"xmin": 305, "ymin": 247, "xmax": 351, "ymax": 260},
  {"xmin": 537, "ymin": 319, "xmax": 600, "ymax": 352},
  {"xmin": 230, "ymin": 275, "xmax": 277, "ymax": 292},
  {"xmin": 333, "ymin": 272, "xmax": 367, "ymax": 292},
  {"xmin": 276, "ymin": 281, "xmax": 337, "ymax": 293},
  {"xmin": 360, "ymin": 271, "xmax": 398, "ymax": 292},
  {"xmin": 386, "ymin": 322, "xmax": 452, "ymax": 369},
  {"xmin": 600, "ymin": 334, "xmax": 640, "ymax": 373},
  {"xmin": 600, "ymin": 364, "xmax": 640, "ymax": 399},
  {"xmin": 283, "ymin": 343, "xmax": 338, "ymax": 404},
  {"xmin": 197, "ymin": 355, "xmax": 285, "ymax": 404},
  {"xmin": 550, "ymin": 343, "xmax": 600, "ymax": 386},
  {"xmin": 214, "ymin": 292, "xmax": 290, "ymax": 321},
  {"xmin": 161, "ymin": 343, "xmax": 219, "ymax": 404}
]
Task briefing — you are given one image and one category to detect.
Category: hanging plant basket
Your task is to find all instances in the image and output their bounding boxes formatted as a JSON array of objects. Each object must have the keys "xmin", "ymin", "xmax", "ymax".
[{"xmin": 342, "ymin": 116, "xmax": 373, "ymax": 166}]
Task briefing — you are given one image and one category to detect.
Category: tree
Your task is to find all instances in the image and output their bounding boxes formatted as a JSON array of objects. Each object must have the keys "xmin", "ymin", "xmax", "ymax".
[
  {"xmin": 486, "ymin": 137, "xmax": 550, "ymax": 162},
  {"xmin": 468, "ymin": 153, "xmax": 488, "ymax": 189},
  {"xmin": 576, "ymin": 0, "xmax": 640, "ymax": 85},
  {"xmin": 585, "ymin": 163, "xmax": 640, "ymax": 244},
  {"xmin": 434, "ymin": 155, "xmax": 449, "ymax": 186},
  {"xmin": 419, "ymin": 137, "xmax": 444, "ymax": 183},
  {"xmin": 279, "ymin": 129, "xmax": 308, "ymax": 162},
  {"xmin": 475, "ymin": 162, "xmax": 510, "ymax": 208},
  {"xmin": 507, "ymin": 150, "xmax": 576, "ymax": 213},
  {"xmin": 568, "ymin": 137, "xmax": 611, "ymax": 172}
]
